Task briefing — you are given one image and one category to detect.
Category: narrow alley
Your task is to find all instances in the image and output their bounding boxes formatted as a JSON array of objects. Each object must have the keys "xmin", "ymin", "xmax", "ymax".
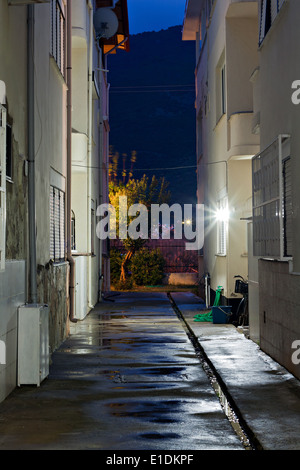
[{"xmin": 0, "ymin": 292, "xmax": 244, "ymax": 451}]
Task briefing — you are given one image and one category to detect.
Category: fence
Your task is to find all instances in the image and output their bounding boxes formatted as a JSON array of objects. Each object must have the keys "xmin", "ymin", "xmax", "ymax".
[{"xmin": 110, "ymin": 238, "xmax": 198, "ymax": 274}]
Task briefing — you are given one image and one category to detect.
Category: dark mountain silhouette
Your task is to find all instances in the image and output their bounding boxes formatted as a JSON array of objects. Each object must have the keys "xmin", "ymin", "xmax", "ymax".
[{"xmin": 107, "ymin": 25, "xmax": 197, "ymax": 205}]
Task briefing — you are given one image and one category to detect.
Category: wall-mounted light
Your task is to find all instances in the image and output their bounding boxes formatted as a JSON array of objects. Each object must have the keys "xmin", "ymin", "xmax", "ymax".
[{"xmin": 215, "ymin": 206, "xmax": 229, "ymax": 223}]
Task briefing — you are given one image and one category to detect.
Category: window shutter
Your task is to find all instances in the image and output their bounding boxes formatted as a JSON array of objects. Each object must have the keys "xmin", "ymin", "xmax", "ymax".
[
  {"xmin": 50, "ymin": 0, "xmax": 65, "ymax": 77},
  {"xmin": 50, "ymin": 187, "xmax": 55, "ymax": 260},
  {"xmin": 50, "ymin": 186, "xmax": 65, "ymax": 261},
  {"xmin": 271, "ymin": 0, "xmax": 278, "ymax": 22},
  {"xmin": 0, "ymin": 105, "xmax": 6, "ymax": 271},
  {"xmin": 283, "ymin": 157, "xmax": 292, "ymax": 258},
  {"xmin": 218, "ymin": 220, "xmax": 227, "ymax": 255},
  {"xmin": 59, "ymin": 189, "xmax": 65, "ymax": 259},
  {"xmin": 260, "ymin": 0, "xmax": 286, "ymax": 45},
  {"xmin": 217, "ymin": 197, "xmax": 228, "ymax": 256},
  {"xmin": 259, "ymin": 0, "xmax": 267, "ymax": 45}
]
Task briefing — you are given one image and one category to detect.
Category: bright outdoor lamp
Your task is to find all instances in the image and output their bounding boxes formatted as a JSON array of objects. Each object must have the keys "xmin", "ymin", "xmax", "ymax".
[{"xmin": 215, "ymin": 206, "xmax": 229, "ymax": 222}]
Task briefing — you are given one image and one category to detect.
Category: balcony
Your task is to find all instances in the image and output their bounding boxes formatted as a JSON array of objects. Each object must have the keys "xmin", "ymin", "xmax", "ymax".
[
  {"xmin": 72, "ymin": 132, "xmax": 88, "ymax": 172},
  {"xmin": 72, "ymin": 0, "xmax": 88, "ymax": 47},
  {"xmin": 227, "ymin": 0, "xmax": 258, "ymax": 19},
  {"xmin": 227, "ymin": 112, "xmax": 260, "ymax": 159}
]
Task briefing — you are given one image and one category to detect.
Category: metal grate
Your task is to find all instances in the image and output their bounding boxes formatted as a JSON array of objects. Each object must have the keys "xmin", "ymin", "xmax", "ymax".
[{"xmin": 252, "ymin": 135, "xmax": 292, "ymax": 260}]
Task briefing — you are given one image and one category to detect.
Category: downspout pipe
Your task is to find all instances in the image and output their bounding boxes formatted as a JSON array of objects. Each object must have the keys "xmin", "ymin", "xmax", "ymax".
[
  {"xmin": 66, "ymin": 0, "xmax": 77, "ymax": 322},
  {"xmin": 88, "ymin": 0, "xmax": 93, "ymax": 309},
  {"xmin": 27, "ymin": 5, "xmax": 37, "ymax": 305}
]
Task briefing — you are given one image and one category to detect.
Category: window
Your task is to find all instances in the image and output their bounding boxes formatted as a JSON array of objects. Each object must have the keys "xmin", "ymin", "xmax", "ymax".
[
  {"xmin": 197, "ymin": 111, "xmax": 203, "ymax": 158},
  {"xmin": 0, "ymin": 105, "xmax": 6, "ymax": 271},
  {"xmin": 91, "ymin": 208, "xmax": 95, "ymax": 255},
  {"xmin": 252, "ymin": 135, "xmax": 292, "ymax": 260},
  {"xmin": 216, "ymin": 52, "xmax": 226, "ymax": 122},
  {"xmin": 217, "ymin": 197, "xmax": 228, "ymax": 256},
  {"xmin": 282, "ymin": 156, "xmax": 292, "ymax": 258},
  {"xmin": 71, "ymin": 210, "xmax": 76, "ymax": 251},
  {"xmin": 50, "ymin": 185, "xmax": 65, "ymax": 262},
  {"xmin": 259, "ymin": 0, "xmax": 286, "ymax": 45},
  {"xmin": 221, "ymin": 65, "xmax": 226, "ymax": 115},
  {"xmin": 50, "ymin": 0, "xmax": 65, "ymax": 76},
  {"xmin": 6, "ymin": 123, "xmax": 12, "ymax": 181}
]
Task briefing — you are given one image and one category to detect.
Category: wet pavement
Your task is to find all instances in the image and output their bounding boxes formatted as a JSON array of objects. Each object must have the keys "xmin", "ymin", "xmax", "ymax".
[
  {"xmin": 1, "ymin": 291, "xmax": 300, "ymax": 451},
  {"xmin": 0, "ymin": 292, "xmax": 243, "ymax": 450},
  {"xmin": 171, "ymin": 292, "xmax": 300, "ymax": 451}
]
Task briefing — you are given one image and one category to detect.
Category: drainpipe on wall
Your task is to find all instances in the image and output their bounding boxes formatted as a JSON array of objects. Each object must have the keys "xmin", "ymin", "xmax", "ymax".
[
  {"xmin": 27, "ymin": 4, "xmax": 37, "ymax": 305},
  {"xmin": 66, "ymin": 0, "xmax": 77, "ymax": 323},
  {"xmin": 88, "ymin": 0, "xmax": 93, "ymax": 310},
  {"xmin": 98, "ymin": 63, "xmax": 103, "ymax": 301}
]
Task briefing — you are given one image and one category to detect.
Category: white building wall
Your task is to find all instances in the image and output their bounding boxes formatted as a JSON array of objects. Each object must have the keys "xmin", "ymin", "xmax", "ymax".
[
  {"xmin": 71, "ymin": 0, "xmax": 104, "ymax": 317},
  {"xmin": 0, "ymin": 1, "xmax": 70, "ymax": 401},
  {"xmin": 253, "ymin": 0, "xmax": 300, "ymax": 378},
  {"xmin": 188, "ymin": 0, "xmax": 259, "ymax": 304},
  {"xmin": 0, "ymin": 262, "xmax": 26, "ymax": 402}
]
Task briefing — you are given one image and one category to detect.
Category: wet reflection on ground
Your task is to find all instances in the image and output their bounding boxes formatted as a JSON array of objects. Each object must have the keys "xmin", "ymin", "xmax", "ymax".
[{"xmin": 0, "ymin": 292, "xmax": 244, "ymax": 450}]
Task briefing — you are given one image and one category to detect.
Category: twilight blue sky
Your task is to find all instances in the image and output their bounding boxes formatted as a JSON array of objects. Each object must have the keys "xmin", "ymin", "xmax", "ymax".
[{"xmin": 127, "ymin": 0, "xmax": 187, "ymax": 35}]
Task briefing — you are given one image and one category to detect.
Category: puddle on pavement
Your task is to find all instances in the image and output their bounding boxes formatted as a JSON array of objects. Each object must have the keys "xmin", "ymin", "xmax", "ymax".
[{"xmin": 139, "ymin": 432, "xmax": 181, "ymax": 440}]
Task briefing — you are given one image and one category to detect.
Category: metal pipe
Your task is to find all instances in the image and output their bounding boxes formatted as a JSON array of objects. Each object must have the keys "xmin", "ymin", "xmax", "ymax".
[
  {"xmin": 88, "ymin": 0, "xmax": 93, "ymax": 309},
  {"xmin": 66, "ymin": 0, "xmax": 77, "ymax": 322},
  {"xmin": 27, "ymin": 5, "xmax": 37, "ymax": 304}
]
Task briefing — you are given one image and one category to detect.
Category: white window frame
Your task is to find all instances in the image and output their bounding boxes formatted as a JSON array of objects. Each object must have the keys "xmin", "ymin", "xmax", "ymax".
[
  {"xmin": 0, "ymin": 105, "xmax": 6, "ymax": 271},
  {"xmin": 252, "ymin": 134, "xmax": 292, "ymax": 261}
]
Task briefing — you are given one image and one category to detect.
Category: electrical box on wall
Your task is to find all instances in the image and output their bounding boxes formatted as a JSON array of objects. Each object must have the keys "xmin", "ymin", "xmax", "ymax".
[{"xmin": 17, "ymin": 304, "xmax": 50, "ymax": 387}]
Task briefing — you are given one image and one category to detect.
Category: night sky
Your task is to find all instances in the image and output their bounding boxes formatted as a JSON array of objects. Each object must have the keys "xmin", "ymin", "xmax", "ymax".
[{"xmin": 127, "ymin": 0, "xmax": 187, "ymax": 34}]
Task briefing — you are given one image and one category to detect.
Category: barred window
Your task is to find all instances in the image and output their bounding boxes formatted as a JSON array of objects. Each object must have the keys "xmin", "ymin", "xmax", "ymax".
[
  {"xmin": 50, "ymin": 186, "xmax": 65, "ymax": 262},
  {"xmin": 252, "ymin": 135, "xmax": 292, "ymax": 260},
  {"xmin": 50, "ymin": 0, "xmax": 65, "ymax": 77}
]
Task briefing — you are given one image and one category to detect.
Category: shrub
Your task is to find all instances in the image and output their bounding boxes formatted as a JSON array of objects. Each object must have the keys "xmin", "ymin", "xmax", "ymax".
[
  {"xmin": 110, "ymin": 249, "xmax": 123, "ymax": 284},
  {"xmin": 114, "ymin": 278, "xmax": 133, "ymax": 291},
  {"xmin": 131, "ymin": 248, "xmax": 165, "ymax": 286}
]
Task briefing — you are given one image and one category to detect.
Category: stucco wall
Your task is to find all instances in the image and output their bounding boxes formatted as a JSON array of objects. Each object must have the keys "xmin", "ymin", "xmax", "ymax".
[{"xmin": 259, "ymin": 259, "xmax": 300, "ymax": 379}]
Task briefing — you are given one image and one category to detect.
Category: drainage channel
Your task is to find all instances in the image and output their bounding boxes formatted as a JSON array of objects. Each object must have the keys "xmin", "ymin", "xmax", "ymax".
[{"xmin": 167, "ymin": 293, "xmax": 263, "ymax": 451}]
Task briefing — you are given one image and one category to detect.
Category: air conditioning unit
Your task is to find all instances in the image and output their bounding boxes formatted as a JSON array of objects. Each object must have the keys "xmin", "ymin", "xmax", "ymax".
[{"xmin": 17, "ymin": 304, "xmax": 50, "ymax": 387}]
